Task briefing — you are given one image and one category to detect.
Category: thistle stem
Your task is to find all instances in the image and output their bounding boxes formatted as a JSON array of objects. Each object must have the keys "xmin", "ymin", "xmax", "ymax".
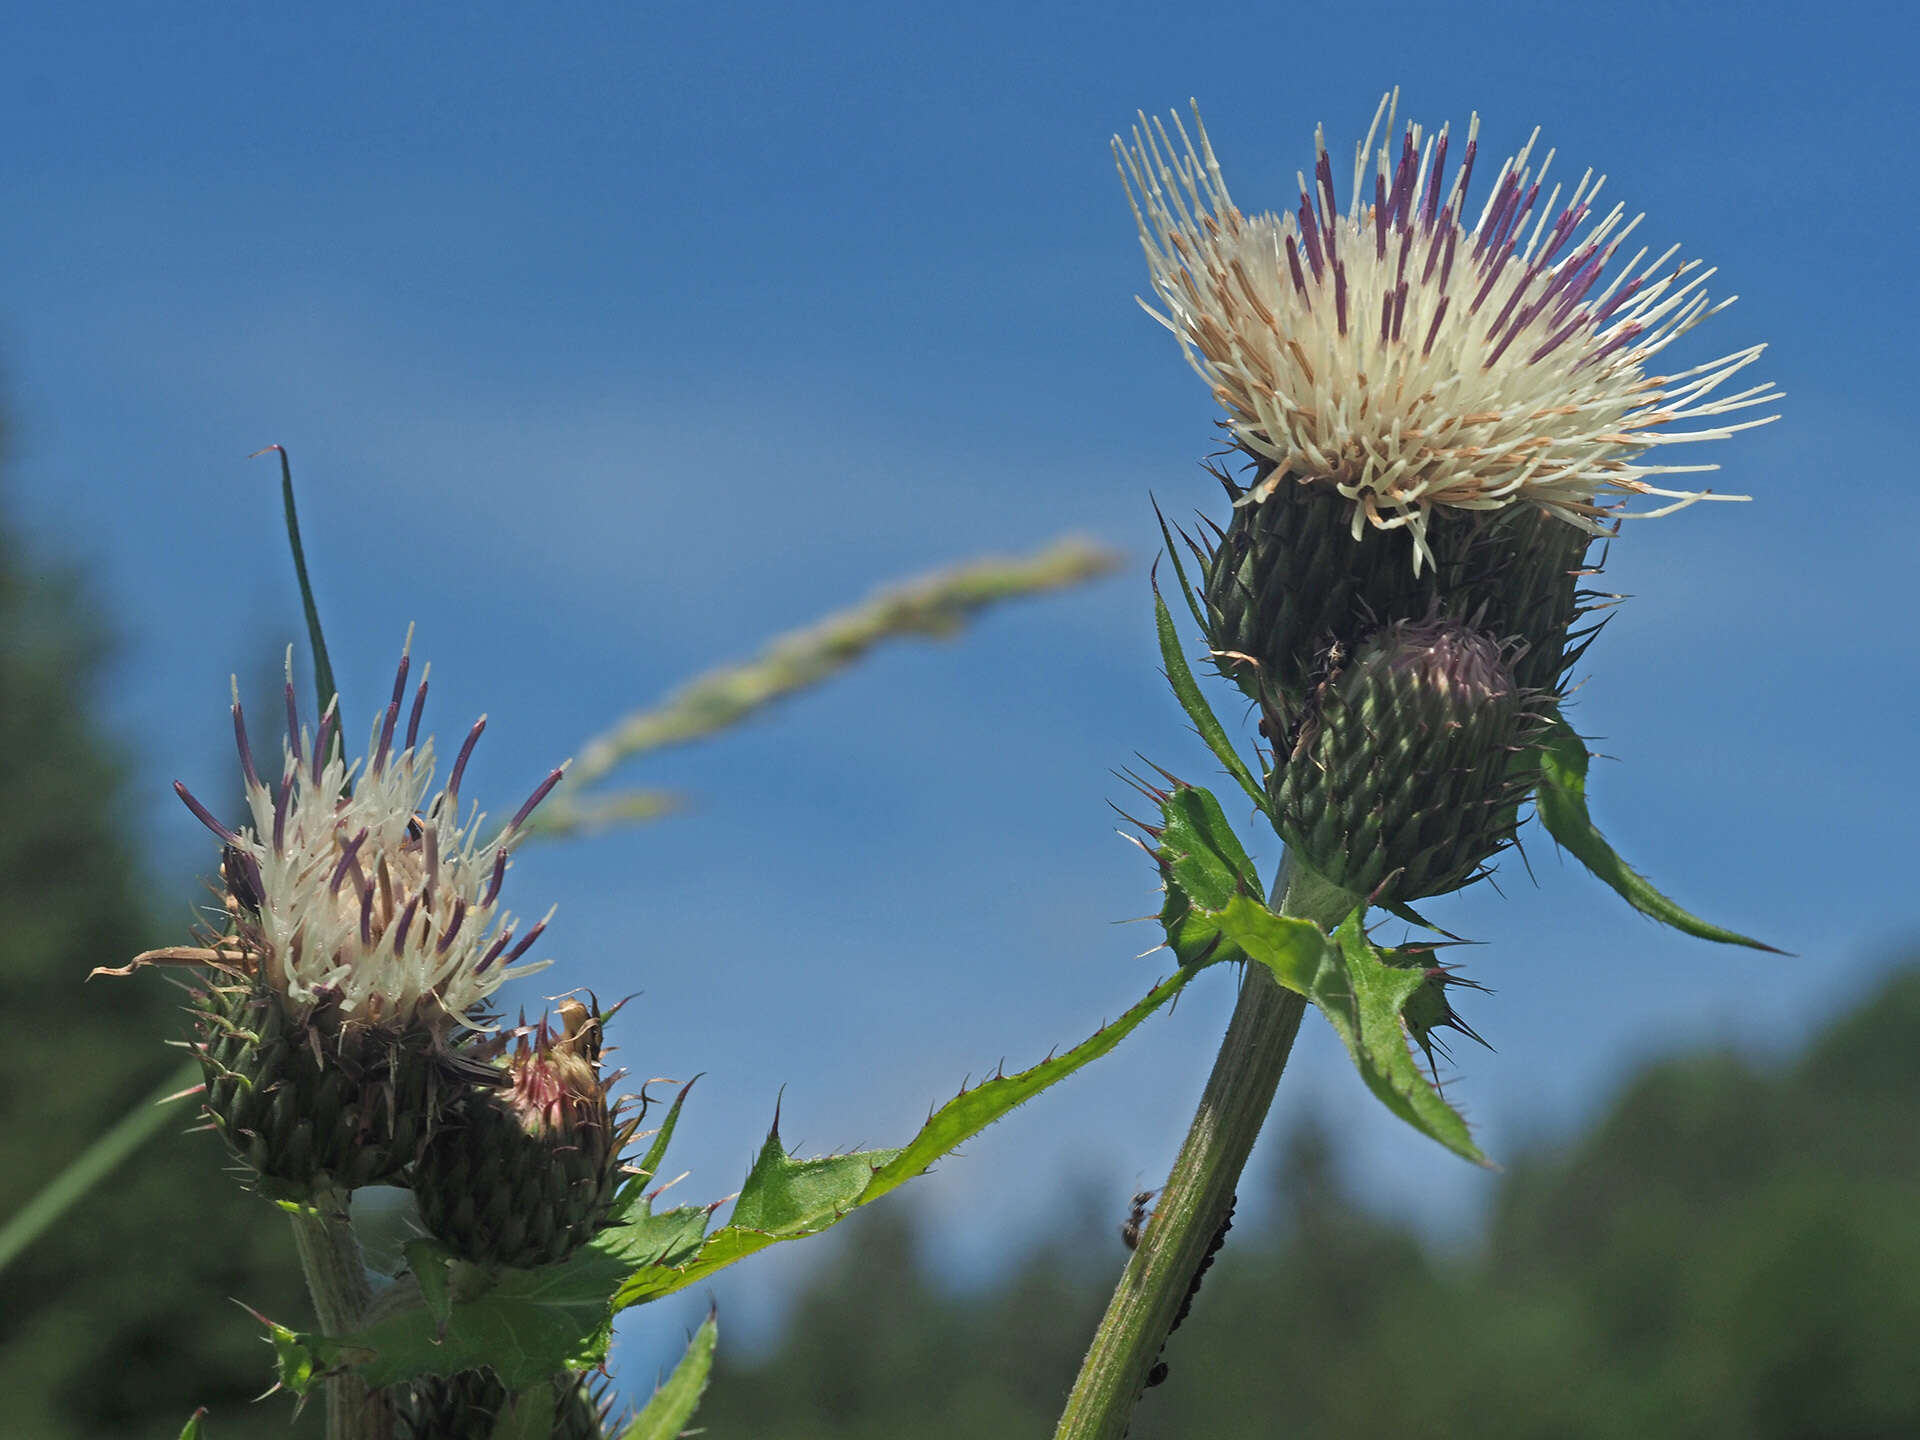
[
  {"xmin": 287, "ymin": 1186, "xmax": 391, "ymax": 1440},
  {"xmin": 1053, "ymin": 855, "xmax": 1355, "ymax": 1440}
]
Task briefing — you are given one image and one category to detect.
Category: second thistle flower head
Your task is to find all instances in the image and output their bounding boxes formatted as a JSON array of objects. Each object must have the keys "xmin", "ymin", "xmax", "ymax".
[
  {"xmin": 179, "ymin": 636, "xmax": 566, "ymax": 1034},
  {"xmin": 1117, "ymin": 93, "xmax": 1779, "ymax": 570}
]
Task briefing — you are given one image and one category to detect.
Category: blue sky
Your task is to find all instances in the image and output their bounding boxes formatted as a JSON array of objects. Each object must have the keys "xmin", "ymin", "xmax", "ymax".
[{"xmin": 4, "ymin": 0, "xmax": 1914, "ymax": 1395}]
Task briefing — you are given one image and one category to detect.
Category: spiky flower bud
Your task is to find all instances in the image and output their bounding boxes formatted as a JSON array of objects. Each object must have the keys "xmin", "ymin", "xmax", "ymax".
[
  {"xmin": 413, "ymin": 1000, "xmax": 640, "ymax": 1269},
  {"xmin": 109, "ymin": 639, "xmax": 566, "ymax": 1196},
  {"xmin": 1272, "ymin": 618, "xmax": 1539, "ymax": 902}
]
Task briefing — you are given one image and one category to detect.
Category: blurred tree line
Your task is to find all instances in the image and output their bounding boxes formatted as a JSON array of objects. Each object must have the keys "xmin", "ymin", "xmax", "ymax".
[
  {"xmin": 4, "ymin": 439, "xmax": 1916, "ymax": 1438},
  {"xmin": 0, "ymin": 454, "xmax": 317, "ymax": 1438},
  {"xmin": 699, "ymin": 964, "xmax": 1920, "ymax": 1440}
]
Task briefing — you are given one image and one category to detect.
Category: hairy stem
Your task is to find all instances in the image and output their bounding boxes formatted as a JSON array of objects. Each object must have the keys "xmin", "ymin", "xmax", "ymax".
[
  {"xmin": 1053, "ymin": 856, "xmax": 1355, "ymax": 1440},
  {"xmin": 288, "ymin": 1186, "xmax": 391, "ymax": 1440}
]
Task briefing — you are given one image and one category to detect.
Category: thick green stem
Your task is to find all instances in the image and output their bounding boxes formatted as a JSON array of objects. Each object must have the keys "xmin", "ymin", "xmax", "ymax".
[
  {"xmin": 287, "ymin": 1186, "xmax": 391, "ymax": 1440},
  {"xmin": 1053, "ymin": 856, "xmax": 1356, "ymax": 1440}
]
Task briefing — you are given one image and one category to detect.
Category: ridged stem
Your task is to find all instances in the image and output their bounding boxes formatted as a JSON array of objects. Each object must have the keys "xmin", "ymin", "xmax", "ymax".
[
  {"xmin": 1053, "ymin": 854, "xmax": 1357, "ymax": 1440},
  {"xmin": 288, "ymin": 1185, "xmax": 392, "ymax": 1440}
]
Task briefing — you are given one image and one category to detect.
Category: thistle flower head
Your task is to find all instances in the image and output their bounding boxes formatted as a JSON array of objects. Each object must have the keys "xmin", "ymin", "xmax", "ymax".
[
  {"xmin": 176, "ymin": 635, "xmax": 565, "ymax": 1032},
  {"xmin": 1117, "ymin": 93, "xmax": 1779, "ymax": 569}
]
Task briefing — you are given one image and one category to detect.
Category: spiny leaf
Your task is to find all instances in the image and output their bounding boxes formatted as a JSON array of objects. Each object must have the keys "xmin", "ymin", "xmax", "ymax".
[
  {"xmin": 1152, "ymin": 587, "xmax": 1269, "ymax": 819},
  {"xmin": 278, "ymin": 1250, "xmax": 624, "ymax": 1392},
  {"xmin": 632, "ymin": 1077, "xmax": 699, "ymax": 1194},
  {"xmin": 1201, "ymin": 891, "xmax": 1488, "ymax": 1165},
  {"xmin": 1153, "ymin": 782, "xmax": 1267, "ymax": 968},
  {"xmin": 620, "ymin": 1310, "xmax": 718, "ymax": 1440},
  {"xmin": 613, "ymin": 967, "xmax": 1192, "ymax": 1309},
  {"xmin": 175, "ymin": 1410, "xmax": 208, "ymax": 1440},
  {"xmin": 1320, "ymin": 914, "xmax": 1488, "ymax": 1165},
  {"xmin": 270, "ymin": 971, "xmax": 1194, "ymax": 1389},
  {"xmin": 1535, "ymin": 717, "xmax": 1778, "ymax": 951}
]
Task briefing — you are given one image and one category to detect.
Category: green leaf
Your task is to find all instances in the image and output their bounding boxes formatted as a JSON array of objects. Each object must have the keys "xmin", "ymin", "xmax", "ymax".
[
  {"xmin": 1320, "ymin": 914, "xmax": 1488, "ymax": 1165},
  {"xmin": 1215, "ymin": 898, "xmax": 1487, "ymax": 1165},
  {"xmin": 620, "ymin": 1310, "xmax": 719, "ymax": 1440},
  {"xmin": 270, "ymin": 969, "xmax": 1193, "ymax": 1390},
  {"xmin": 632, "ymin": 1076, "xmax": 699, "ymax": 1193},
  {"xmin": 257, "ymin": 445, "xmax": 340, "ymax": 735},
  {"xmin": 1153, "ymin": 783, "xmax": 1266, "ymax": 969},
  {"xmin": 175, "ymin": 1410, "xmax": 208, "ymax": 1440},
  {"xmin": 1534, "ymin": 718, "xmax": 1779, "ymax": 951},
  {"xmin": 613, "ymin": 967, "xmax": 1192, "ymax": 1310},
  {"xmin": 1207, "ymin": 894, "xmax": 1342, "ymax": 995},
  {"xmin": 282, "ymin": 1246, "xmax": 625, "ymax": 1392},
  {"xmin": 1152, "ymin": 587, "xmax": 1270, "ymax": 819}
]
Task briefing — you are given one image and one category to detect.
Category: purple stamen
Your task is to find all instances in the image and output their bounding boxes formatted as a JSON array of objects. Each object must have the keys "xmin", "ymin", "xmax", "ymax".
[
  {"xmin": 392, "ymin": 893, "xmax": 421, "ymax": 954},
  {"xmin": 1334, "ymin": 260, "xmax": 1348, "ymax": 336},
  {"xmin": 1473, "ymin": 175, "xmax": 1515, "ymax": 262},
  {"xmin": 1437, "ymin": 223, "xmax": 1459, "ymax": 294},
  {"xmin": 312, "ymin": 704, "xmax": 336, "ymax": 786},
  {"xmin": 1421, "ymin": 205, "xmax": 1451, "ymax": 285},
  {"xmin": 1379, "ymin": 289, "xmax": 1393, "ymax": 344},
  {"xmin": 1389, "ymin": 132, "xmax": 1418, "ymax": 230},
  {"xmin": 1548, "ymin": 245, "xmax": 1609, "ymax": 329},
  {"xmin": 1373, "ymin": 169, "xmax": 1389, "ymax": 260},
  {"xmin": 1590, "ymin": 274, "xmax": 1645, "ymax": 328},
  {"xmin": 1574, "ymin": 320, "xmax": 1643, "ymax": 372},
  {"xmin": 1453, "ymin": 137, "xmax": 1479, "ymax": 216},
  {"xmin": 232, "ymin": 701, "xmax": 261, "ymax": 791},
  {"xmin": 1286, "ymin": 236, "xmax": 1311, "ymax": 299},
  {"xmin": 1421, "ymin": 133, "xmax": 1450, "ymax": 229},
  {"xmin": 503, "ymin": 917, "xmax": 548, "ymax": 964},
  {"xmin": 482, "ymin": 849, "xmax": 508, "ymax": 908},
  {"xmin": 504, "ymin": 767, "xmax": 566, "ymax": 835},
  {"xmin": 236, "ymin": 849, "xmax": 267, "ymax": 909},
  {"xmin": 328, "ymin": 828, "xmax": 370, "ymax": 896},
  {"xmin": 359, "ymin": 882, "xmax": 375, "ymax": 947},
  {"xmin": 1484, "ymin": 261, "xmax": 1541, "ymax": 340},
  {"xmin": 1469, "ymin": 238, "xmax": 1518, "ymax": 315},
  {"xmin": 175, "ymin": 781, "xmax": 237, "ymax": 844},
  {"xmin": 1528, "ymin": 313, "xmax": 1588, "ymax": 364},
  {"xmin": 1315, "ymin": 146, "xmax": 1339, "ymax": 233},
  {"xmin": 448, "ymin": 717, "xmax": 487, "ymax": 799},
  {"xmin": 404, "ymin": 678, "xmax": 429, "ymax": 752},
  {"xmin": 372, "ymin": 699, "xmax": 401, "ymax": 777},
  {"xmin": 476, "ymin": 928, "xmax": 513, "ymax": 974},
  {"xmin": 1298, "ymin": 194, "xmax": 1325, "ymax": 278},
  {"xmin": 1391, "ymin": 281, "xmax": 1409, "ymax": 342},
  {"xmin": 1396, "ymin": 219, "xmax": 1414, "ymax": 286},
  {"xmin": 1421, "ymin": 295, "xmax": 1452, "ymax": 358},
  {"xmin": 435, "ymin": 897, "xmax": 468, "ymax": 954},
  {"xmin": 1539, "ymin": 202, "xmax": 1585, "ymax": 267}
]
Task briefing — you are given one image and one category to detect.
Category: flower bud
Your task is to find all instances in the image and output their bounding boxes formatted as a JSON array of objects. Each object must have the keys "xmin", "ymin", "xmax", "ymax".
[
  {"xmin": 1272, "ymin": 618, "xmax": 1539, "ymax": 902},
  {"xmin": 413, "ymin": 1001, "xmax": 640, "ymax": 1270}
]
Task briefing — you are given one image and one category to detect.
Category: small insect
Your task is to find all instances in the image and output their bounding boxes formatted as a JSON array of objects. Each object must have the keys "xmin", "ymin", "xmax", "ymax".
[{"xmin": 1120, "ymin": 1189, "xmax": 1157, "ymax": 1251}]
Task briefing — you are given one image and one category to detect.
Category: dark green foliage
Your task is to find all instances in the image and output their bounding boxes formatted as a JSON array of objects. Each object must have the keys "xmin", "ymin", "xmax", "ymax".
[
  {"xmin": 697, "ymin": 961, "xmax": 1920, "ymax": 1440},
  {"xmin": 0, "ymin": 467, "xmax": 315, "ymax": 1436}
]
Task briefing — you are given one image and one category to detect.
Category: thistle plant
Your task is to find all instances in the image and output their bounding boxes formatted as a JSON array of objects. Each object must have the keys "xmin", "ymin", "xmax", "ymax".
[
  {"xmin": 70, "ymin": 449, "xmax": 1175, "ymax": 1439},
  {"xmin": 1052, "ymin": 94, "xmax": 1780, "ymax": 1439}
]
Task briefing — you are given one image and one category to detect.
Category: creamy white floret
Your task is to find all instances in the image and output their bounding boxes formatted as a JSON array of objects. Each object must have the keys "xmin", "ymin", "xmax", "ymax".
[
  {"xmin": 207, "ymin": 640, "xmax": 563, "ymax": 1024},
  {"xmin": 1117, "ymin": 93, "xmax": 1779, "ymax": 570}
]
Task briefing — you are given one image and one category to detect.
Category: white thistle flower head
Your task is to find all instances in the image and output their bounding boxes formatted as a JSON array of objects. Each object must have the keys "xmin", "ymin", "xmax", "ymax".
[
  {"xmin": 1116, "ymin": 93, "xmax": 1781, "ymax": 571},
  {"xmin": 174, "ymin": 633, "xmax": 565, "ymax": 1031}
]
